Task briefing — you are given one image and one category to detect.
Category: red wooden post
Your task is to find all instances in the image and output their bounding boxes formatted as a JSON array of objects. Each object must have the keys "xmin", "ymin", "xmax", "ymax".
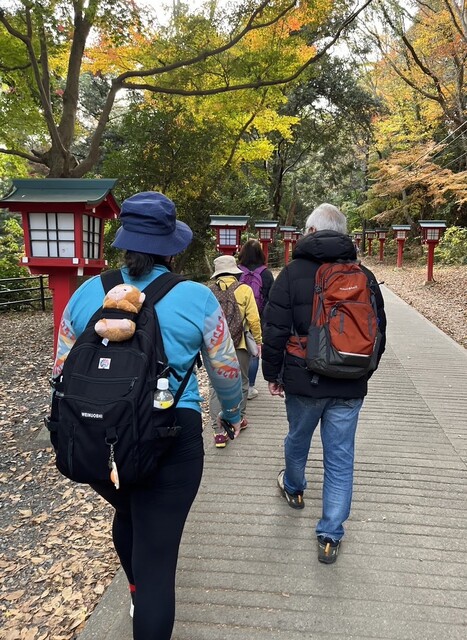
[
  {"xmin": 48, "ymin": 271, "xmax": 78, "ymax": 353},
  {"xmin": 426, "ymin": 242, "xmax": 436, "ymax": 282},
  {"xmin": 419, "ymin": 221, "xmax": 446, "ymax": 282}
]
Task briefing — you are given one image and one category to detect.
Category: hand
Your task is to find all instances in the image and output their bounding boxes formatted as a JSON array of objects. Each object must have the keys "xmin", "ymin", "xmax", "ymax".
[
  {"xmin": 268, "ymin": 381, "xmax": 284, "ymax": 397},
  {"xmin": 256, "ymin": 344, "xmax": 262, "ymax": 357}
]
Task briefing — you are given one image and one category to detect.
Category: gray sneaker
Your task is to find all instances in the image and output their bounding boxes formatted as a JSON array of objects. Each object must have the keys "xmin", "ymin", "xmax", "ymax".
[
  {"xmin": 248, "ymin": 387, "xmax": 259, "ymax": 400},
  {"xmin": 277, "ymin": 470, "xmax": 304, "ymax": 510}
]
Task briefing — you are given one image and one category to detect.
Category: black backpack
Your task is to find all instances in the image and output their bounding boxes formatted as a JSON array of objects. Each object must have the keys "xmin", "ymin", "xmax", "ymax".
[{"xmin": 45, "ymin": 269, "xmax": 197, "ymax": 487}]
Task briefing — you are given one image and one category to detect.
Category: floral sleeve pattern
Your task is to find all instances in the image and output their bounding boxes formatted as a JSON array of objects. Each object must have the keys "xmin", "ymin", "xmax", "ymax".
[
  {"xmin": 52, "ymin": 306, "xmax": 76, "ymax": 378},
  {"xmin": 201, "ymin": 300, "xmax": 242, "ymax": 423}
]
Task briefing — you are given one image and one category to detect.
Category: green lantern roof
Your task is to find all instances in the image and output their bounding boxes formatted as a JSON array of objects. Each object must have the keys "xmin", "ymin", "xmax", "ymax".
[{"xmin": 0, "ymin": 179, "xmax": 118, "ymax": 206}]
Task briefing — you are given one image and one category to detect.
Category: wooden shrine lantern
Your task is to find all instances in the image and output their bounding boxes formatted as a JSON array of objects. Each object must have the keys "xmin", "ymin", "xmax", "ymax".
[
  {"xmin": 209, "ymin": 215, "xmax": 249, "ymax": 256},
  {"xmin": 365, "ymin": 229, "xmax": 376, "ymax": 256},
  {"xmin": 279, "ymin": 226, "xmax": 297, "ymax": 265},
  {"xmin": 353, "ymin": 231, "xmax": 363, "ymax": 252},
  {"xmin": 0, "ymin": 179, "xmax": 119, "ymax": 352},
  {"xmin": 392, "ymin": 224, "xmax": 412, "ymax": 268},
  {"xmin": 254, "ymin": 221, "xmax": 279, "ymax": 265},
  {"xmin": 375, "ymin": 228, "xmax": 389, "ymax": 262},
  {"xmin": 419, "ymin": 220, "xmax": 446, "ymax": 282}
]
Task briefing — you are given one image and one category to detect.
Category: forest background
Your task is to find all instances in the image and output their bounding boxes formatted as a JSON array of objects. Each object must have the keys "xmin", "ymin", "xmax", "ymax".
[{"xmin": 1, "ymin": 0, "xmax": 467, "ymax": 275}]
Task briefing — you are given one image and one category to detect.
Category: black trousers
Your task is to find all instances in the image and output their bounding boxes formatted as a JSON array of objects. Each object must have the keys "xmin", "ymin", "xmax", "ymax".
[{"xmin": 91, "ymin": 408, "xmax": 204, "ymax": 640}]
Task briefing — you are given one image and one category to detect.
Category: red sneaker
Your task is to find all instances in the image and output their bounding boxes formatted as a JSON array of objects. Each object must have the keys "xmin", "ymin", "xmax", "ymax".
[{"xmin": 214, "ymin": 431, "xmax": 229, "ymax": 448}]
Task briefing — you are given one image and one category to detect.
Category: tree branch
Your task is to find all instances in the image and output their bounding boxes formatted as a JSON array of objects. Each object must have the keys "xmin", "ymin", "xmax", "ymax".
[
  {"xmin": 116, "ymin": 0, "xmax": 296, "ymax": 82},
  {"xmin": 71, "ymin": 81, "xmax": 120, "ymax": 177},
  {"xmin": 365, "ymin": 25, "xmax": 441, "ymax": 102},
  {"xmin": 223, "ymin": 93, "xmax": 267, "ymax": 171},
  {"xmin": 21, "ymin": 8, "xmax": 67, "ymax": 159},
  {"xmin": 0, "ymin": 147, "xmax": 47, "ymax": 165},
  {"xmin": 443, "ymin": 0, "xmax": 467, "ymax": 42},
  {"xmin": 381, "ymin": 5, "xmax": 447, "ymax": 105},
  {"xmin": 38, "ymin": 18, "xmax": 51, "ymax": 103},
  {"xmin": 118, "ymin": 0, "xmax": 376, "ymax": 97}
]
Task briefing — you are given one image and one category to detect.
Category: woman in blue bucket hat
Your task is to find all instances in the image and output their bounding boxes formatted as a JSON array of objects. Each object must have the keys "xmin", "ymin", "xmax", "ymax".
[{"xmin": 53, "ymin": 192, "xmax": 242, "ymax": 639}]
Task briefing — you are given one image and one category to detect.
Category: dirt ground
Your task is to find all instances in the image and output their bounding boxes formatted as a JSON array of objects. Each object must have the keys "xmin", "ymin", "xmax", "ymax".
[{"xmin": 0, "ymin": 260, "xmax": 465, "ymax": 639}]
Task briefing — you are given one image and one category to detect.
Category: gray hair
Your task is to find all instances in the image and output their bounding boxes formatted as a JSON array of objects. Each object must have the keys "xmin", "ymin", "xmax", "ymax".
[{"xmin": 304, "ymin": 203, "xmax": 347, "ymax": 234}]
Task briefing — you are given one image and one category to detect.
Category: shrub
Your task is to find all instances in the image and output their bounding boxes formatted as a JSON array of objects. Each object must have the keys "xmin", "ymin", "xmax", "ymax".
[
  {"xmin": 0, "ymin": 216, "xmax": 29, "ymax": 278},
  {"xmin": 435, "ymin": 226, "xmax": 467, "ymax": 265}
]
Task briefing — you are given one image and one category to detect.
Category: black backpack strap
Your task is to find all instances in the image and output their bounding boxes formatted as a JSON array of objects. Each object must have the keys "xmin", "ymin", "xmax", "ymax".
[
  {"xmin": 172, "ymin": 355, "xmax": 199, "ymax": 405},
  {"xmin": 142, "ymin": 273, "xmax": 198, "ymax": 408},
  {"xmin": 142, "ymin": 272, "xmax": 186, "ymax": 305},
  {"xmin": 100, "ymin": 269, "xmax": 124, "ymax": 293}
]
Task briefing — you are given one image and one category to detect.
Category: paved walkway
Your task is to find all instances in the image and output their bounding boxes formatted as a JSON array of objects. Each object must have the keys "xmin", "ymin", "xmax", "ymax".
[{"xmin": 78, "ymin": 285, "xmax": 467, "ymax": 640}]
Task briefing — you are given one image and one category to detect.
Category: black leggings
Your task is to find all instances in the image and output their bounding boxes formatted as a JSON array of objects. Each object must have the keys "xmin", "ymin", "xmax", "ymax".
[{"xmin": 91, "ymin": 409, "xmax": 204, "ymax": 640}]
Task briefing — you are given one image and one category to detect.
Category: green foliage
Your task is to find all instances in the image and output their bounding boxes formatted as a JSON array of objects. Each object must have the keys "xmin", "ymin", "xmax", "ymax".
[
  {"xmin": 0, "ymin": 216, "xmax": 29, "ymax": 278},
  {"xmin": 435, "ymin": 226, "xmax": 467, "ymax": 265}
]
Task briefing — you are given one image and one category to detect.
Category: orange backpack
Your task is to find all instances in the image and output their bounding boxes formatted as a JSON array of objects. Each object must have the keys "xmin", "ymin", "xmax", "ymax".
[{"xmin": 287, "ymin": 262, "xmax": 382, "ymax": 379}]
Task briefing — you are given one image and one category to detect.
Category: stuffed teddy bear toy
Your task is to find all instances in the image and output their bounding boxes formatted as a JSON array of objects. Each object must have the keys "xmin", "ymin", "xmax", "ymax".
[{"xmin": 95, "ymin": 284, "xmax": 146, "ymax": 342}]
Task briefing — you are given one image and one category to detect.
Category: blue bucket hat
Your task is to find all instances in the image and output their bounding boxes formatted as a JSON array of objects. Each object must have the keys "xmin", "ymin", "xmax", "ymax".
[{"xmin": 112, "ymin": 192, "xmax": 193, "ymax": 256}]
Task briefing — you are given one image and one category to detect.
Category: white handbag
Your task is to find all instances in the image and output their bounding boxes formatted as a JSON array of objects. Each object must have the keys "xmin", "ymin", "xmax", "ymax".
[{"xmin": 244, "ymin": 329, "xmax": 259, "ymax": 357}]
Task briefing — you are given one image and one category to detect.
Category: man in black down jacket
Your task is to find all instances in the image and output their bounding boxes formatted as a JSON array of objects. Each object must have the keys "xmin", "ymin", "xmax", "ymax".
[{"xmin": 262, "ymin": 203, "xmax": 386, "ymax": 564}]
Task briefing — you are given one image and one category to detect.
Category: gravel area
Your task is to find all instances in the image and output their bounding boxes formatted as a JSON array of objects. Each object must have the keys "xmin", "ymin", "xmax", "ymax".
[
  {"xmin": 0, "ymin": 259, "xmax": 465, "ymax": 639},
  {"xmin": 362, "ymin": 258, "xmax": 467, "ymax": 349}
]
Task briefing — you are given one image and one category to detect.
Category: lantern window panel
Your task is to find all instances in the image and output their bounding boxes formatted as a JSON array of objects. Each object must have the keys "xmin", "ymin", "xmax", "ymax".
[
  {"xmin": 219, "ymin": 228, "xmax": 237, "ymax": 245},
  {"xmin": 28, "ymin": 212, "xmax": 75, "ymax": 258},
  {"xmin": 259, "ymin": 228, "xmax": 270, "ymax": 240},
  {"xmin": 426, "ymin": 228, "xmax": 439, "ymax": 240},
  {"xmin": 283, "ymin": 231, "xmax": 293, "ymax": 240},
  {"xmin": 83, "ymin": 215, "xmax": 102, "ymax": 259},
  {"xmin": 397, "ymin": 230, "xmax": 406, "ymax": 239}
]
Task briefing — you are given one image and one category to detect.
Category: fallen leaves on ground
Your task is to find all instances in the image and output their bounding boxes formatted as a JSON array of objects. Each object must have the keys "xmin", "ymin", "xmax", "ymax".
[
  {"xmin": 364, "ymin": 259, "xmax": 467, "ymax": 348},
  {"xmin": 0, "ymin": 313, "xmax": 118, "ymax": 639}
]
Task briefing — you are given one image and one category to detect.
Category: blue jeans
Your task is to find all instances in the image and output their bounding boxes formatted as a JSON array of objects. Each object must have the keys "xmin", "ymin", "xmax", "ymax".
[
  {"xmin": 248, "ymin": 355, "xmax": 259, "ymax": 387},
  {"xmin": 283, "ymin": 394, "xmax": 363, "ymax": 541}
]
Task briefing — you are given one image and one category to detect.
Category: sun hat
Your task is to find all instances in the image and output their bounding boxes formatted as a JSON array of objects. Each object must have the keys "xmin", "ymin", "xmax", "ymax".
[
  {"xmin": 211, "ymin": 255, "xmax": 243, "ymax": 278},
  {"xmin": 112, "ymin": 192, "xmax": 193, "ymax": 256}
]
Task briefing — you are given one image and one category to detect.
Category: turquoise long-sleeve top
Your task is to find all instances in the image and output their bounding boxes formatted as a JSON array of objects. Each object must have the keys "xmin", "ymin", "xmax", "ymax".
[{"xmin": 53, "ymin": 265, "xmax": 242, "ymax": 423}]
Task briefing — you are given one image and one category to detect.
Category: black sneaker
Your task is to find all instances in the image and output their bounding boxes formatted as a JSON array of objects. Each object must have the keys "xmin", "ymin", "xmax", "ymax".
[
  {"xmin": 277, "ymin": 470, "xmax": 304, "ymax": 510},
  {"xmin": 317, "ymin": 536, "xmax": 340, "ymax": 564}
]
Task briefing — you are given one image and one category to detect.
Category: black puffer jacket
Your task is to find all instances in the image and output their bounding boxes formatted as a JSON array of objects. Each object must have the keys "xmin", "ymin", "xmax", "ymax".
[{"xmin": 261, "ymin": 231, "xmax": 386, "ymax": 399}]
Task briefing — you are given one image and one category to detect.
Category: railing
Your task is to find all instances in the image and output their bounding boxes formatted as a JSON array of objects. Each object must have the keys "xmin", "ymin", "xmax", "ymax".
[{"xmin": 0, "ymin": 275, "xmax": 51, "ymax": 311}]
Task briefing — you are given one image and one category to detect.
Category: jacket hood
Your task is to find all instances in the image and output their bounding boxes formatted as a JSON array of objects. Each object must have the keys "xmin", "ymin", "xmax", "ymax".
[{"xmin": 292, "ymin": 230, "xmax": 356, "ymax": 263}]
